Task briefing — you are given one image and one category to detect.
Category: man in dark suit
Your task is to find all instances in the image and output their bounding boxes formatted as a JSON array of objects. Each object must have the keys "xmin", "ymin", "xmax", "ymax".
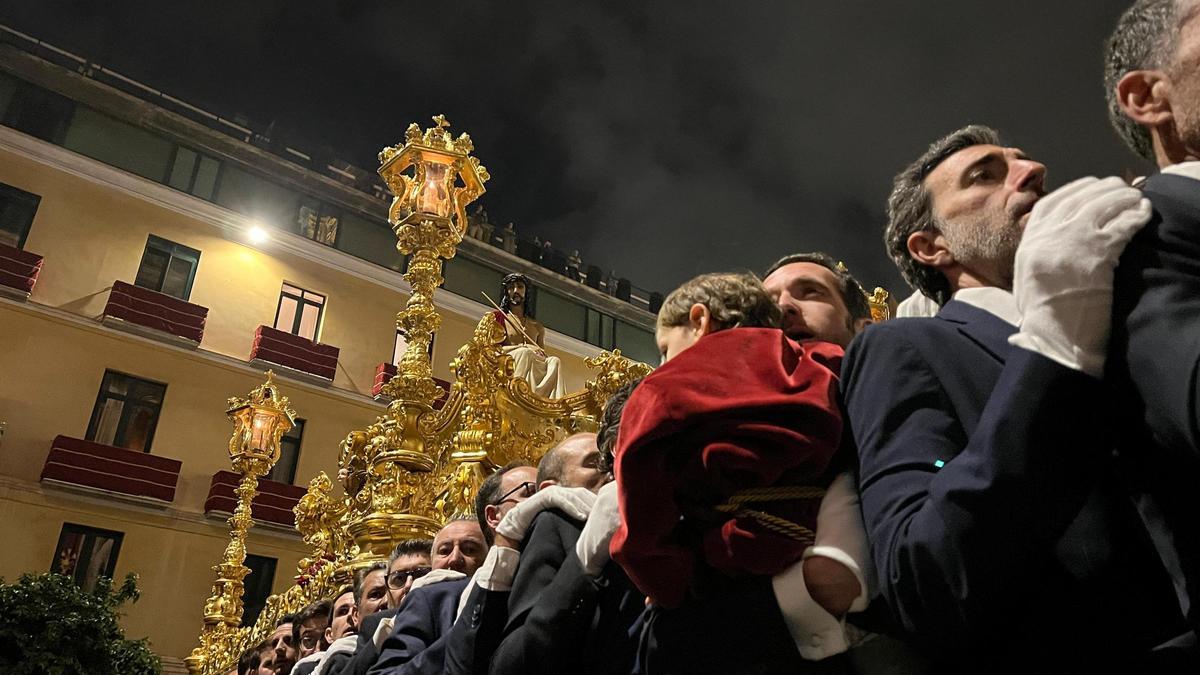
[
  {"xmin": 444, "ymin": 435, "xmax": 614, "ymax": 675},
  {"xmin": 1102, "ymin": 0, "xmax": 1200, "ymax": 637},
  {"xmin": 843, "ymin": 124, "xmax": 1189, "ymax": 670}
]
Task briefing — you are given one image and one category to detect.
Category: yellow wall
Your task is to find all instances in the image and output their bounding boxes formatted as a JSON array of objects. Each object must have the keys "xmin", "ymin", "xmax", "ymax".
[
  {"xmin": 0, "ymin": 480, "xmax": 306, "ymax": 660},
  {"xmin": 0, "ymin": 305, "xmax": 356, "ymax": 658}
]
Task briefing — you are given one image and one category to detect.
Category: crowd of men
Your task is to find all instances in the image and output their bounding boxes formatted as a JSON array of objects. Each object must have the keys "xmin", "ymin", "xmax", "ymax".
[{"xmin": 229, "ymin": 2, "xmax": 1200, "ymax": 672}]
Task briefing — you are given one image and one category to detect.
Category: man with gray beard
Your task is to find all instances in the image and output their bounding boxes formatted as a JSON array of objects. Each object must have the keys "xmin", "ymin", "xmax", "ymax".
[{"xmin": 840, "ymin": 124, "xmax": 1189, "ymax": 670}]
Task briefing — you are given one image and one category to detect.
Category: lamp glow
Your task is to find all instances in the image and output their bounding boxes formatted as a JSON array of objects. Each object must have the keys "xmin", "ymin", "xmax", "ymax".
[{"xmin": 248, "ymin": 224, "xmax": 269, "ymax": 244}]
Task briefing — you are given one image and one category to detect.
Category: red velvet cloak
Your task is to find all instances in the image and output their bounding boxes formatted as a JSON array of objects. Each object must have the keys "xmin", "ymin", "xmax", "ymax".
[{"xmin": 610, "ymin": 327, "xmax": 844, "ymax": 608}]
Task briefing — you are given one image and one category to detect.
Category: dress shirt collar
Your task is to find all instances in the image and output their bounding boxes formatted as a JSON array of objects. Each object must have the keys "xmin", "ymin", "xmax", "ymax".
[
  {"xmin": 951, "ymin": 286, "xmax": 1020, "ymax": 327},
  {"xmin": 1160, "ymin": 160, "xmax": 1200, "ymax": 182}
]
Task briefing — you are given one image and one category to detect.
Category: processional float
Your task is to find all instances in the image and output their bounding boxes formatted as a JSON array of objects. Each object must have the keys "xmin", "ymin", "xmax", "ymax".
[{"xmin": 184, "ymin": 117, "xmax": 652, "ymax": 674}]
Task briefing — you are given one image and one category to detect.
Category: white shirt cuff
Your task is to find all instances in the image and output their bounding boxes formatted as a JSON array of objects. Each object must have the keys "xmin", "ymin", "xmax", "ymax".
[
  {"xmin": 771, "ymin": 558, "xmax": 850, "ymax": 660},
  {"xmin": 803, "ymin": 545, "xmax": 868, "ymax": 613},
  {"xmin": 476, "ymin": 546, "xmax": 521, "ymax": 591}
]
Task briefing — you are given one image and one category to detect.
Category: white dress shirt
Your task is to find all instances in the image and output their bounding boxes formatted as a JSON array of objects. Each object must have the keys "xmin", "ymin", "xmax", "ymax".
[
  {"xmin": 952, "ymin": 286, "xmax": 1020, "ymax": 326},
  {"xmin": 1161, "ymin": 160, "xmax": 1200, "ymax": 182}
]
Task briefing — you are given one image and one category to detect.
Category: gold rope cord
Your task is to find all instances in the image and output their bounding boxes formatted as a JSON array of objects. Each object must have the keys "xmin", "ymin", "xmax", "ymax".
[{"xmin": 713, "ymin": 484, "xmax": 826, "ymax": 545}]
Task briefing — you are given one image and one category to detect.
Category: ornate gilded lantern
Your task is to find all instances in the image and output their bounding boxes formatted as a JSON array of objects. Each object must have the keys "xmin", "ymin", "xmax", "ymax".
[
  {"xmin": 226, "ymin": 372, "xmax": 295, "ymax": 470},
  {"xmin": 185, "ymin": 372, "xmax": 296, "ymax": 675}
]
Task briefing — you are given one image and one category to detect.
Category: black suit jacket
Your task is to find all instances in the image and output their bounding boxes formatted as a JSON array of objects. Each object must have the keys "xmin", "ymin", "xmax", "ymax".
[
  {"xmin": 367, "ymin": 577, "xmax": 471, "ymax": 675},
  {"xmin": 327, "ymin": 607, "xmax": 399, "ymax": 675},
  {"xmin": 841, "ymin": 300, "xmax": 1186, "ymax": 669},
  {"xmin": 444, "ymin": 509, "xmax": 645, "ymax": 675},
  {"xmin": 1112, "ymin": 170, "xmax": 1200, "ymax": 633}
]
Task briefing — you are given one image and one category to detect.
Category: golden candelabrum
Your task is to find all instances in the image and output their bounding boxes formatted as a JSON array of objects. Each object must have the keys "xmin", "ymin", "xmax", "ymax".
[
  {"xmin": 184, "ymin": 372, "xmax": 296, "ymax": 675},
  {"xmin": 186, "ymin": 118, "xmax": 651, "ymax": 675}
]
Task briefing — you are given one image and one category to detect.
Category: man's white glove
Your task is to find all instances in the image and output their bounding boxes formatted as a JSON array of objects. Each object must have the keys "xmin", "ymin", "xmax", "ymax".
[
  {"xmin": 1009, "ymin": 176, "xmax": 1152, "ymax": 378},
  {"xmin": 575, "ymin": 481, "xmax": 621, "ymax": 578},
  {"xmin": 496, "ymin": 485, "xmax": 597, "ymax": 543}
]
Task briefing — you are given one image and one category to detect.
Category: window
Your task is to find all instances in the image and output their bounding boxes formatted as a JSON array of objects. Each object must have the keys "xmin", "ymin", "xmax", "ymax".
[
  {"xmin": 338, "ymin": 211, "xmax": 403, "ymax": 271},
  {"xmin": 2, "ymin": 80, "xmax": 75, "ymax": 144},
  {"xmin": 297, "ymin": 200, "xmax": 340, "ymax": 247},
  {"xmin": 536, "ymin": 291, "xmax": 587, "ymax": 341},
  {"xmin": 0, "ymin": 182, "xmax": 41, "ymax": 249},
  {"xmin": 166, "ymin": 146, "xmax": 220, "ymax": 200},
  {"xmin": 441, "ymin": 256, "xmax": 503, "ymax": 302},
  {"xmin": 274, "ymin": 284, "xmax": 325, "ymax": 341},
  {"xmin": 616, "ymin": 320, "xmax": 659, "ymax": 365},
  {"xmin": 242, "ymin": 554, "xmax": 278, "ymax": 627},
  {"xmin": 134, "ymin": 235, "xmax": 201, "ymax": 301},
  {"xmin": 214, "ymin": 164, "xmax": 302, "ymax": 229},
  {"xmin": 267, "ymin": 418, "xmax": 303, "ymax": 484},
  {"xmin": 392, "ymin": 330, "xmax": 434, "ymax": 365},
  {"xmin": 51, "ymin": 523, "xmax": 124, "ymax": 592},
  {"xmin": 86, "ymin": 370, "xmax": 167, "ymax": 453},
  {"xmin": 63, "ymin": 108, "xmax": 174, "ymax": 182},
  {"xmin": 586, "ymin": 309, "xmax": 616, "ymax": 350}
]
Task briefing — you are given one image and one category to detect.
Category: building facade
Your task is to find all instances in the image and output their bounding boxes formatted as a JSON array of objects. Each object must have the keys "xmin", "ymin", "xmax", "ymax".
[{"xmin": 0, "ymin": 36, "xmax": 657, "ymax": 668}]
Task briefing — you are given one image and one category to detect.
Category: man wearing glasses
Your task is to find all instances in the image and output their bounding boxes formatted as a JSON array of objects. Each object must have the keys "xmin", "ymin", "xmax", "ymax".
[
  {"xmin": 385, "ymin": 539, "xmax": 435, "ymax": 609},
  {"xmin": 325, "ymin": 543, "xmax": 432, "ymax": 675},
  {"xmin": 368, "ymin": 520, "xmax": 492, "ymax": 675}
]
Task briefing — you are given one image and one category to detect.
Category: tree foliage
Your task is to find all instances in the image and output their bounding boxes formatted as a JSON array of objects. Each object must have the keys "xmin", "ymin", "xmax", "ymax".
[{"xmin": 0, "ymin": 573, "xmax": 161, "ymax": 675}]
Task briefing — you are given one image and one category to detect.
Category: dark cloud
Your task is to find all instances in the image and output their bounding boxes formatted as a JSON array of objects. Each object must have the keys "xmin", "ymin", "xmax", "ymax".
[{"xmin": 0, "ymin": 0, "xmax": 1146, "ymax": 296}]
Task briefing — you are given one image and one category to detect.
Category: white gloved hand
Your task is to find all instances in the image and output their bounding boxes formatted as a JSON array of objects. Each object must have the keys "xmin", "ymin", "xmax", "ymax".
[
  {"xmin": 496, "ymin": 485, "xmax": 597, "ymax": 542},
  {"xmin": 1009, "ymin": 176, "xmax": 1152, "ymax": 378},
  {"xmin": 575, "ymin": 481, "xmax": 621, "ymax": 578}
]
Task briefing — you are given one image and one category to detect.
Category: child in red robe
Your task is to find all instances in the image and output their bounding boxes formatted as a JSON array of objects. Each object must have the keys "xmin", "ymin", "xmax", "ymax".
[{"xmin": 610, "ymin": 271, "xmax": 847, "ymax": 610}]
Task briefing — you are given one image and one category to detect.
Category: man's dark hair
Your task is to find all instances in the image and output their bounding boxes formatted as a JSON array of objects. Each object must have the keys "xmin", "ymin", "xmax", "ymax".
[
  {"xmin": 328, "ymin": 585, "xmax": 354, "ymax": 624},
  {"xmin": 276, "ymin": 612, "xmax": 298, "ymax": 628},
  {"xmin": 885, "ymin": 125, "xmax": 1002, "ymax": 306},
  {"xmin": 237, "ymin": 646, "xmax": 262, "ymax": 675},
  {"xmin": 475, "ymin": 460, "xmax": 534, "ymax": 545},
  {"xmin": 500, "ymin": 273, "xmax": 534, "ymax": 317},
  {"xmin": 292, "ymin": 599, "xmax": 333, "ymax": 648},
  {"xmin": 353, "ymin": 562, "xmax": 387, "ymax": 605},
  {"xmin": 764, "ymin": 252, "xmax": 872, "ymax": 327},
  {"xmin": 389, "ymin": 538, "xmax": 434, "ymax": 566},
  {"xmin": 597, "ymin": 380, "xmax": 642, "ymax": 474},
  {"xmin": 1104, "ymin": 0, "xmax": 1182, "ymax": 161}
]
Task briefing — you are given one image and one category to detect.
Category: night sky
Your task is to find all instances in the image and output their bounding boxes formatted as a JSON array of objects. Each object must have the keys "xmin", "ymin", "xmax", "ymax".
[{"xmin": 0, "ymin": 1, "xmax": 1150, "ymax": 297}]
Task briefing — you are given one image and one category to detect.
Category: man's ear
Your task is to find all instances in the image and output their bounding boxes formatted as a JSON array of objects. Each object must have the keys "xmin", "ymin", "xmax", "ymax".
[
  {"xmin": 484, "ymin": 503, "xmax": 502, "ymax": 529},
  {"xmin": 687, "ymin": 303, "xmax": 713, "ymax": 335},
  {"xmin": 324, "ymin": 626, "xmax": 334, "ymax": 645},
  {"xmin": 852, "ymin": 317, "xmax": 874, "ymax": 335},
  {"xmin": 1117, "ymin": 70, "xmax": 1173, "ymax": 128},
  {"xmin": 538, "ymin": 478, "xmax": 558, "ymax": 490},
  {"xmin": 907, "ymin": 230, "xmax": 953, "ymax": 270}
]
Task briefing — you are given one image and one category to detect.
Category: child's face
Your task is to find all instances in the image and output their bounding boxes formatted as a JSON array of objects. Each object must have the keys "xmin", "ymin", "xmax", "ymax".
[{"xmin": 654, "ymin": 303, "xmax": 713, "ymax": 363}]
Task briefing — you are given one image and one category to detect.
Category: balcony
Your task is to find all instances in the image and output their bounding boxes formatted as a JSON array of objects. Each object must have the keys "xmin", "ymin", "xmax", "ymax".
[
  {"xmin": 101, "ymin": 280, "xmax": 208, "ymax": 347},
  {"xmin": 0, "ymin": 242, "xmax": 43, "ymax": 301},
  {"xmin": 203, "ymin": 470, "xmax": 306, "ymax": 529},
  {"xmin": 40, "ymin": 435, "xmax": 182, "ymax": 504},
  {"xmin": 372, "ymin": 362, "xmax": 449, "ymax": 409},
  {"xmin": 248, "ymin": 325, "xmax": 339, "ymax": 384}
]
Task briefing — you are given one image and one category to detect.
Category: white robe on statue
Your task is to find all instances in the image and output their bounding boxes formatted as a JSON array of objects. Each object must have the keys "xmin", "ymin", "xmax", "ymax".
[{"xmin": 504, "ymin": 344, "xmax": 564, "ymax": 398}]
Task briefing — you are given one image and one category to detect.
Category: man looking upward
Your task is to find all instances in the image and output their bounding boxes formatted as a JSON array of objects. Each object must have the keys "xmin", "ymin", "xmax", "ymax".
[{"xmin": 840, "ymin": 124, "xmax": 1186, "ymax": 669}]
